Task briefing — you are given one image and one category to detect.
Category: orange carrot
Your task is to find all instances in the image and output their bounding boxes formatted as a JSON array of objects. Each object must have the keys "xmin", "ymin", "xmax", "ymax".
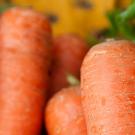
[
  {"xmin": 49, "ymin": 34, "xmax": 88, "ymax": 98},
  {"xmin": 81, "ymin": 40, "xmax": 135, "ymax": 134},
  {"xmin": 45, "ymin": 86, "xmax": 87, "ymax": 135},
  {"xmin": 0, "ymin": 7, "xmax": 52, "ymax": 135}
]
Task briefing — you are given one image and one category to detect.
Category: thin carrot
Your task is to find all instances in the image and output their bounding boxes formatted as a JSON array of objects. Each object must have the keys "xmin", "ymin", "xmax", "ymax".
[
  {"xmin": 81, "ymin": 40, "xmax": 135, "ymax": 134},
  {"xmin": 45, "ymin": 86, "xmax": 87, "ymax": 135},
  {"xmin": 49, "ymin": 34, "xmax": 88, "ymax": 98},
  {"xmin": 0, "ymin": 7, "xmax": 52, "ymax": 135}
]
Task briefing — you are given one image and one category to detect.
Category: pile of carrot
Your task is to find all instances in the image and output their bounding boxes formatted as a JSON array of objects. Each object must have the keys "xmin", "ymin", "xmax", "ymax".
[
  {"xmin": 0, "ymin": 6, "xmax": 135, "ymax": 135},
  {"xmin": 49, "ymin": 34, "xmax": 88, "ymax": 98}
]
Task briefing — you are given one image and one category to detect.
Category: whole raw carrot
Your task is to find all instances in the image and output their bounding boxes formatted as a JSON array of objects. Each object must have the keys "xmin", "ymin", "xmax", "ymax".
[
  {"xmin": 81, "ymin": 40, "xmax": 135, "ymax": 134},
  {"xmin": 49, "ymin": 34, "xmax": 88, "ymax": 98},
  {"xmin": 45, "ymin": 86, "xmax": 87, "ymax": 135},
  {"xmin": 0, "ymin": 7, "xmax": 52, "ymax": 135}
]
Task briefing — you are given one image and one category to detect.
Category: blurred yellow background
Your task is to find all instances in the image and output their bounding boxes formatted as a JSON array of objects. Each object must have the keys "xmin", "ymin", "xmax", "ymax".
[{"xmin": 0, "ymin": 0, "xmax": 132, "ymax": 37}]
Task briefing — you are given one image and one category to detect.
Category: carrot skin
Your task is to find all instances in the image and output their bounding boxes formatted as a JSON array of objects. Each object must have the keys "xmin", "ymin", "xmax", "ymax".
[
  {"xmin": 0, "ymin": 7, "xmax": 52, "ymax": 135},
  {"xmin": 49, "ymin": 34, "xmax": 88, "ymax": 98},
  {"xmin": 81, "ymin": 40, "xmax": 135, "ymax": 135},
  {"xmin": 45, "ymin": 86, "xmax": 87, "ymax": 135}
]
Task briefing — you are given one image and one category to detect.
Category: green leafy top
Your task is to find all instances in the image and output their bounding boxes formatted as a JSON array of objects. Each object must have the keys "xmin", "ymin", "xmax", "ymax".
[{"xmin": 106, "ymin": 0, "xmax": 135, "ymax": 41}]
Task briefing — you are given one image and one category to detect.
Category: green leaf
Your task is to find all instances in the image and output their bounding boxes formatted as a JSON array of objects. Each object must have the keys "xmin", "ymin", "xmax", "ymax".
[
  {"xmin": 106, "ymin": 10, "xmax": 122, "ymax": 37},
  {"xmin": 117, "ymin": 0, "xmax": 135, "ymax": 41},
  {"xmin": 106, "ymin": 0, "xmax": 135, "ymax": 41}
]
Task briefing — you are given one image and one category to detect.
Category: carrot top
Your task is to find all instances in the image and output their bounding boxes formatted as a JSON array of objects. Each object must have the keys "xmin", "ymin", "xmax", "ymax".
[{"xmin": 106, "ymin": 0, "xmax": 135, "ymax": 41}]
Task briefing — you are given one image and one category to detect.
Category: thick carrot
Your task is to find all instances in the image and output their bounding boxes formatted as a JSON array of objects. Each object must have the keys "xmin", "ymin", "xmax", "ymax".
[
  {"xmin": 81, "ymin": 40, "xmax": 135, "ymax": 134},
  {"xmin": 45, "ymin": 86, "xmax": 87, "ymax": 135},
  {"xmin": 49, "ymin": 34, "xmax": 88, "ymax": 98},
  {"xmin": 0, "ymin": 7, "xmax": 52, "ymax": 135}
]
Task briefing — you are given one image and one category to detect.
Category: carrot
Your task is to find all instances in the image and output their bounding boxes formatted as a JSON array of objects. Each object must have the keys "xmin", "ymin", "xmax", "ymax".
[
  {"xmin": 45, "ymin": 86, "xmax": 87, "ymax": 135},
  {"xmin": 0, "ymin": 7, "xmax": 52, "ymax": 135},
  {"xmin": 49, "ymin": 34, "xmax": 88, "ymax": 98},
  {"xmin": 81, "ymin": 40, "xmax": 135, "ymax": 134}
]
